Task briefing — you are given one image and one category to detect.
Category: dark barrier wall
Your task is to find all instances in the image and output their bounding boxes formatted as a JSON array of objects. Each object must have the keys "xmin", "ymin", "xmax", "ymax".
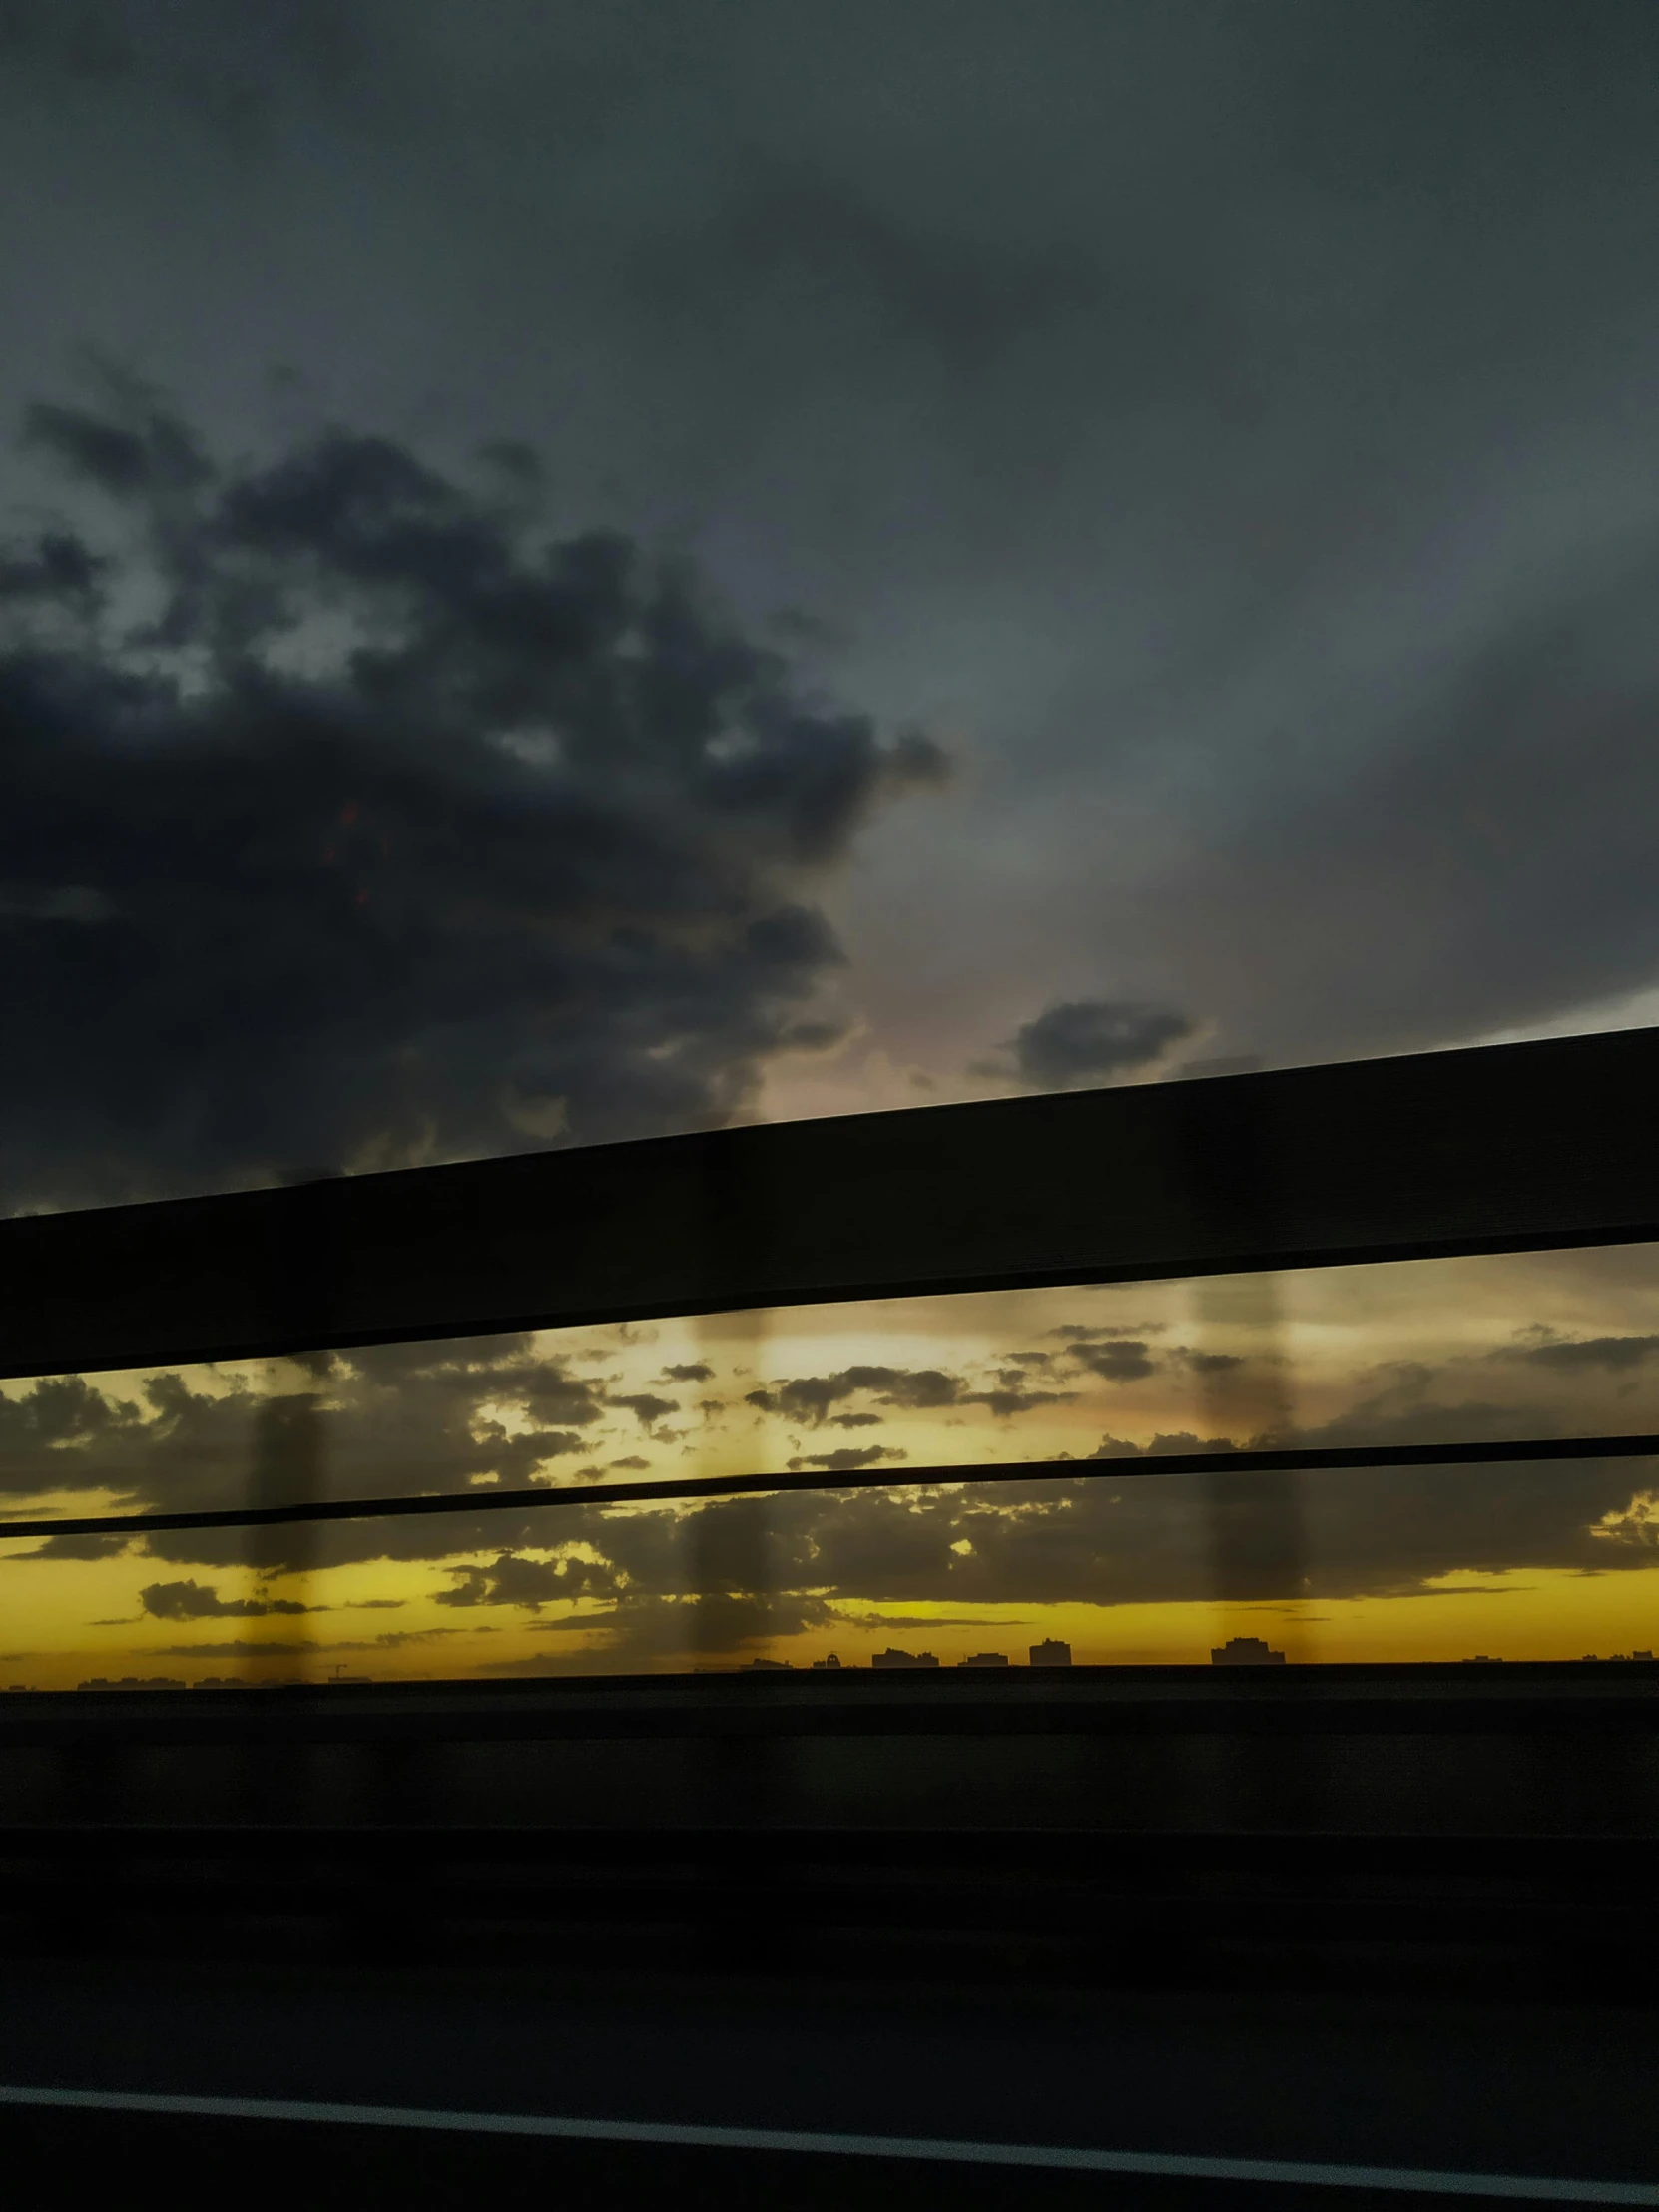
[
  {"xmin": 4, "ymin": 1668, "xmax": 1656, "ymax": 1837},
  {"xmin": 5, "ymin": 1024, "xmax": 1659, "ymax": 1379}
]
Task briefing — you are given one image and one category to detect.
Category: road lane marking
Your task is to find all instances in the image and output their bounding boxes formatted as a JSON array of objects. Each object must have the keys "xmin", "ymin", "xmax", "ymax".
[{"xmin": 0, "ymin": 2083, "xmax": 1653, "ymax": 2202}]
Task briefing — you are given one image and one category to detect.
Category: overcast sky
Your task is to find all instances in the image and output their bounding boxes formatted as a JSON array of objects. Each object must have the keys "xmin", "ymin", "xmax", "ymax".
[
  {"xmin": 6, "ymin": 0, "xmax": 1659, "ymax": 1206},
  {"xmin": 5, "ymin": 5, "xmax": 1659, "ymax": 1671}
]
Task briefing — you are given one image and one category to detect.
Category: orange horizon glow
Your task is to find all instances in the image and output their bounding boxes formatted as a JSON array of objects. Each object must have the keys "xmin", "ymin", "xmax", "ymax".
[{"xmin": 3, "ymin": 1244, "xmax": 1658, "ymax": 1689}]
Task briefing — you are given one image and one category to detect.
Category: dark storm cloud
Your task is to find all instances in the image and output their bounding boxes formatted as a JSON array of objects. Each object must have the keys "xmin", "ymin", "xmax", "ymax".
[
  {"xmin": 138, "ymin": 1578, "xmax": 313, "ymax": 1621},
  {"xmin": 744, "ymin": 1367, "xmax": 945, "ymax": 1423},
  {"xmin": 0, "ymin": 1334, "xmax": 673, "ymax": 1574},
  {"xmin": 1068, "ymin": 1340, "xmax": 1160, "ymax": 1385},
  {"xmin": 1093, "ymin": 1432, "xmax": 1238, "ymax": 1460},
  {"xmin": 831, "ymin": 1612, "xmax": 1027, "ymax": 1635},
  {"xmin": 151, "ymin": 1629, "xmax": 464, "ymax": 1658},
  {"xmin": 1497, "ymin": 1333, "xmax": 1659, "ymax": 1375},
  {"xmin": 492, "ymin": 1589, "xmax": 840, "ymax": 1672},
  {"xmin": 1051, "ymin": 1325, "xmax": 1167, "ymax": 1343},
  {"xmin": 654, "ymin": 1326, "xmax": 1659, "ymax": 1617},
  {"xmin": 787, "ymin": 1445, "xmax": 906, "ymax": 1476},
  {"xmin": 8, "ymin": 1309, "xmax": 1659, "ymax": 1626},
  {"xmin": 610, "ymin": 1394, "xmax": 680, "ymax": 1431},
  {"xmin": 0, "ymin": 1306, "xmax": 1642, "ymax": 1607},
  {"xmin": 726, "ymin": 1449, "xmax": 1655, "ymax": 1613},
  {"xmin": 961, "ymin": 1382, "xmax": 1075, "ymax": 1420},
  {"xmin": 0, "ymin": 371, "xmax": 944, "ymax": 1209},
  {"xmin": 1048, "ymin": 1334, "xmax": 1238, "ymax": 1386},
  {"xmin": 434, "ymin": 1549, "xmax": 616, "ymax": 1612},
  {"xmin": 5, "ymin": 5, "xmax": 1659, "ymax": 1093},
  {"xmin": 981, "ymin": 1000, "xmax": 1195, "ymax": 1092},
  {"xmin": 994, "ymin": 1328, "xmax": 1645, "ymax": 1601},
  {"xmin": 24, "ymin": 1534, "xmax": 132, "ymax": 1562},
  {"xmin": 743, "ymin": 1361, "xmax": 1068, "ymax": 1427}
]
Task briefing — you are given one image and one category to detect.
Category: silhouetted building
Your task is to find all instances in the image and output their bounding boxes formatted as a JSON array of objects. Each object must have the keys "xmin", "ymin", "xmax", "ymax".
[
  {"xmin": 1211, "ymin": 1637, "xmax": 1286, "ymax": 1666},
  {"xmin": 872, "ymin": 1648, "xmax": 939, "ymax": 1669},
  {"xmin": 811, "ymin": 1654, "xmax": 843, "ymax": 1670},
  {"xmin": 1029, "ymin": 1639, "xmax": 1072, "ymax": 1667},
  {"xmin": 959, "ymin": 1652, "xmax": 1009, "ymax": 1667},
  {"xmin": 77, "ymin": 1676, "xmax": 187, "ymax": 1690},
  {"xmin": 741, "ymin": 1657, "xmax": 792, "ymax": 1670}
]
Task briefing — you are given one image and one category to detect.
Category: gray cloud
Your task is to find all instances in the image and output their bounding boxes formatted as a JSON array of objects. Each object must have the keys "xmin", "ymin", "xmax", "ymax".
[
  {"xmin": 743, "ymin": 1362, "xmax": 1033, "ymax": 1427},
  {"xmin": 963, "ymin": 1381, "xmax": 1078, "ymax": 1419},
  {"xmin": 0, "ymin": 369, "xmax": 944, "ymax": 1210},
  {"xmin": 151, "ymin": 1628, "xmax": 465, "ymax": 1657},
  {"xmin": 0, "ymin": 1336, "xmax": 679, "ymax": 1577},
  {"xmin": 609, "ymin": 1393, "xmax": 680, "ymax": 1431},
  {"xmin": 786, "ymin": 1444, "xmax": 906, "ymax": 1475},
  {"xmin": 1497, "ymin": 1333, "xmax": 1659, "ymax": 1374},
  {"xmin": 9, "ymin": 1301, "xmax": 1659, "ymax": 1616},
  {"xmin": 138, "ymin": 1578, "xmax": 314, "ymax": 1621},
  {"xmin": 488, "ymin": 1589, "xmax": 840, "ymax": 1672},
  {"xmin": 4, "ymin": 5, "xmax": 1659, "ymax": 1105},
  {"xmin": 982, "ymin": 999, "xmax": 1195, "ymax": 1092},
  {"xmin": 830, "ymin": 1611, "xmax": 1030, "ymax": 1634},
  {"xmin": 433, "ymin": 1549, "xmax": 616, "ymax": 1612},
  {"xmin": 1068, "ymin": 1340, "xmax": 1161, "ymax": 1385}
]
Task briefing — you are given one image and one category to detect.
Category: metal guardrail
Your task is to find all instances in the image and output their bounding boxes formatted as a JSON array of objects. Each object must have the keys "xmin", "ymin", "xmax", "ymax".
[
  {"xmin": 5, "ymin": 1023, "xmax": 1659, "ymax": 1382},
  {"xmin": 1, "ymin": 1024, "xmax": 1657, "ymax": 1542},
  {"xmin": 0, "ymin": 1435, "xmax": 1656, "ymax": 1545}
]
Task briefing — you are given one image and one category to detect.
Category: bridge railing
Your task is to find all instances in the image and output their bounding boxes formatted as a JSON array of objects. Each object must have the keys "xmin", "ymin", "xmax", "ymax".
[{"xmin": 3, "ymin": 1022, "xmax": 1659, "ymax": 1558}]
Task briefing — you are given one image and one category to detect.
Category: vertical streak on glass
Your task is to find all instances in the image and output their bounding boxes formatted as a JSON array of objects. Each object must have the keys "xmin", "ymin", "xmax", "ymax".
[
  {"xmin": 1192, "ymin": 1264, "xmax": 1311, "ymax": 1836},
  {"xmin": 249, "ymin": 1359, "xmax": 325, "ymax": 1682},
  {"xmin": 1194, "ymin": 1268, "xmax": 1308, "ymax": 1659},
  {"xmin": 247, "ymin": 1166, "xmax": 344, "ymax": 1687},
  {"xmin": 692, "ymin": 1301, "xmax": 773, "ymax": 1674},
  {"xmin": 1170, "ymin": 1066, "xmax": 1310, "ymax": 1670},
  {"xmin": 688, "ymin": 1133, "xmax": 778, "ymax": 1677},
  {"xmin": 689, "ymin": 1141, "xmax": 781, "ymax": 1958}
]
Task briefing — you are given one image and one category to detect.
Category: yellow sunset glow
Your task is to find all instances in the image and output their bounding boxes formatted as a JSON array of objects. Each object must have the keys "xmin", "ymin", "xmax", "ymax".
[{"xmin": 2, "ymin": 1243, "xmax": 1657, "ymax": 1686}]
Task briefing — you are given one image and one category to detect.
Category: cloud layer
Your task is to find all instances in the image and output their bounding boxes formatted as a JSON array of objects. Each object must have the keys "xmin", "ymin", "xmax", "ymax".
[
  {"xmin": 7, "ymin": 7, "xmax": 1659, "ymax": 1101},
  {"xmin": 0, "ymin": 372, "xmax": 944, "ymax": 1207},
  {"xmin": 4, "ymin": 1295, "xmax": 1658, "ymax": 1669}
]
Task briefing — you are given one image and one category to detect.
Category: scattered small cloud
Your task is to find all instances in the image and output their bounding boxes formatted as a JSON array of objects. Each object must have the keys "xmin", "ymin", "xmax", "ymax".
[
  {"xmin": 434, "ymin": 1549, "xmax": 618, "ymax": 1612},
  {"xmin": 1068, "ymin": 1340, "xmax": 1159, "ymax": 1383},
  {"xmin": 139, "ymin": 1579, "xmax": 318, "ymax": 1621},
  {"xmin": 787, "ymin": 1445, "xmax": 908, "ymax": 1474},
  {"xmin": 610, "ymin": 1392, "xmax": 679, "ymax": 1430},
  {"xmin": 1496, "ymin": 1333, "xmax": 1659, "ymax": 1374},
  {"xmin": 976, "ymin": 998, "xmax": 1195, "ymax": 1092}
]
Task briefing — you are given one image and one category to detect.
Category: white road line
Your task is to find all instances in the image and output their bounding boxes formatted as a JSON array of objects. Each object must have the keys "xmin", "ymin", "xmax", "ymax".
[{"xmin": 0, "ymin": 2083, "xmax": 1653, "ymax": 2203}]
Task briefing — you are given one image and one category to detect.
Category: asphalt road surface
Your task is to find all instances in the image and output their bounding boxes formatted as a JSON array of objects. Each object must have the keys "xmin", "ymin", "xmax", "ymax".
[{"xmin": 0, "ymin": 1955, "xmax": 1654, "ymax": 2207}]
